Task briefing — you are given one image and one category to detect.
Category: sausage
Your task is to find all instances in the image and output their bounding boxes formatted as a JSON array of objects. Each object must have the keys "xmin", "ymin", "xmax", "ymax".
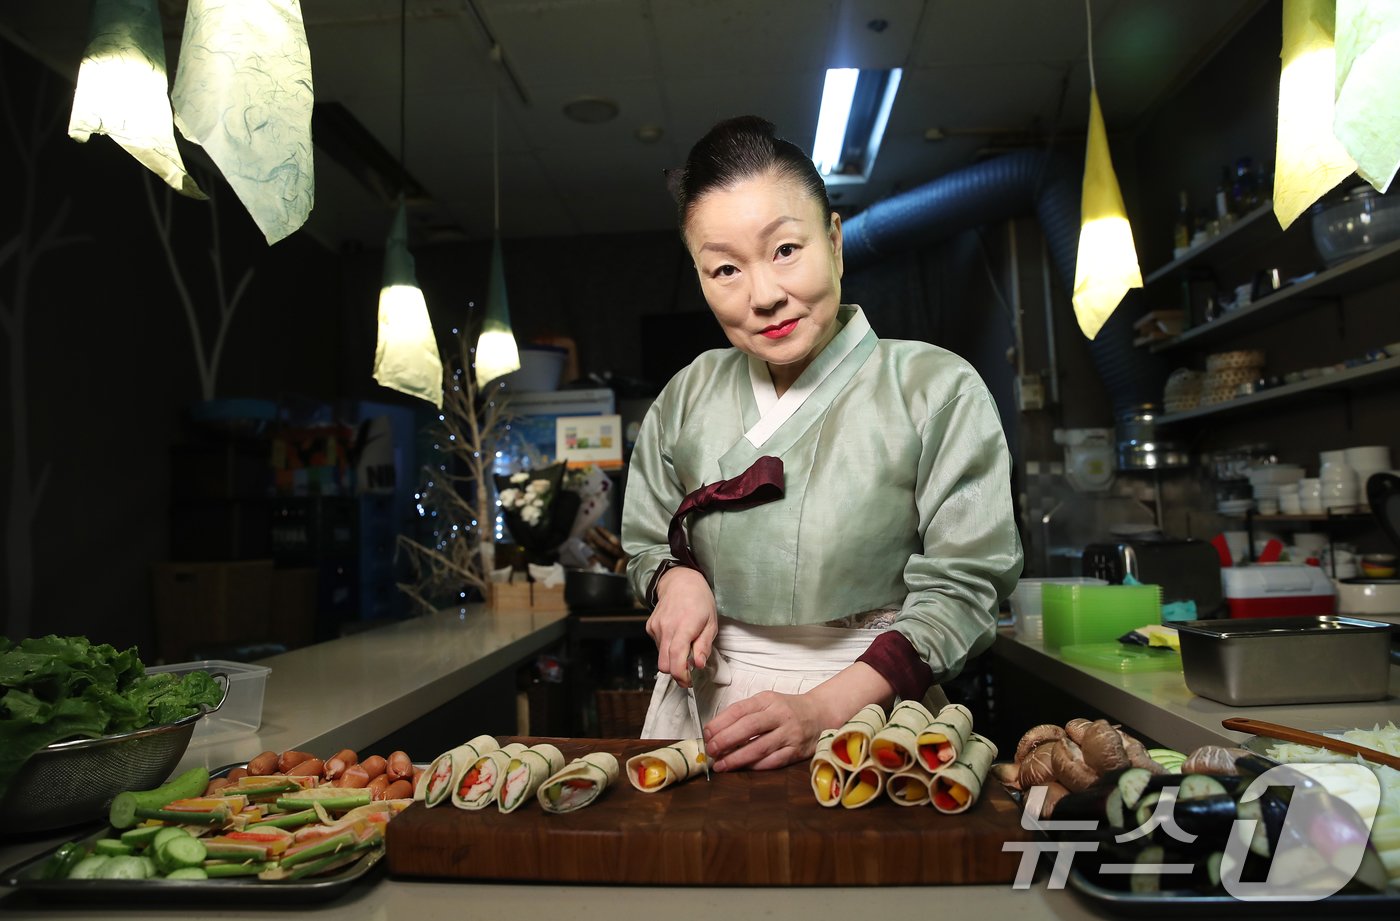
[
  {"xmin": 247, "ymin": 751, "xmax": 279, "ymax": 776},
  {"xmin": 278, "ymin": 750, "xmax": 316, "ymax": 773},
  {"xmin": 287, "ymin": 757, "xmax": 325, "ymax": 777},
  {"xmin": 324, "ymin": 749, "xmax": 359, "ymax": 780},
  {"xmin": 226, "ymin": 767, "xmax": 249, "ymax": 783},
  {"xmin": 335, "ymin": 764, "xmax": 371, "ymax": 789},
  {"xmin": 387, "ymin": 751, "xmax": 413, "ymax": 782},
  {"xmin": 366, "ymin": 774, "xmax": 391, "ymax": 800},
  {"xmin": 382, "ymin": 779, "xmax": 414, "ymax": 800},
  {"xmin": 359, "ymin": 755, "xmax": 388, "ymax": 780},
  {"xmin": 204, "ymin": 777, "xmax": 233, "ymax": 796}
]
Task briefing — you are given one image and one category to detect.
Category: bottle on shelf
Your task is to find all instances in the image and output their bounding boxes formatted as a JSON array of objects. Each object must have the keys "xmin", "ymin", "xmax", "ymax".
[
  {"xmin": 1216, "ymin": 165, "xmax": 1236, "ymax": 226},
  {"xmin": 1173, "ymin": 190, "xmax": 1192, "ymax": 257}
]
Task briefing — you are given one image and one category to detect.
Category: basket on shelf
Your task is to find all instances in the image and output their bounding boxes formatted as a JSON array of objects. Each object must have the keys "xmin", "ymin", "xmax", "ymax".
[{"xmin": 594, "ymin": 689, "xmax": 650, "ymax": 738}]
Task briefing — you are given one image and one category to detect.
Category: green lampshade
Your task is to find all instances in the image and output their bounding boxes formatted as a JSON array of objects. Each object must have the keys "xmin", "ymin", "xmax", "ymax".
[
  {"xmin": 475, "ymin": 236, "xmax": 521, "ymax": 388},
  {"xmin": 373, "ymin": 201, "xmax": 443, "ymax": 408}
]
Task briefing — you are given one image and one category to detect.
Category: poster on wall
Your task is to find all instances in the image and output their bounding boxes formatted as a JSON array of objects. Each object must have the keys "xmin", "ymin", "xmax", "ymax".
[{"xmin": 556, "ymin": 414, "xmax": 623, "ymax": 469}]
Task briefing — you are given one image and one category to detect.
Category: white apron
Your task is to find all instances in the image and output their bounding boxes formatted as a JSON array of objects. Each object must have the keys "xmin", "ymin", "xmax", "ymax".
[{"xmin": 640, "ymin": 615, "xmax": 950, "ymax": 739}]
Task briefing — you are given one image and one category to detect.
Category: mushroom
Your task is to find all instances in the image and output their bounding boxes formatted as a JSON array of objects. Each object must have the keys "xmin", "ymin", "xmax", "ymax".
[
  {"xmin": 1050, "ymin": 737, "xmax": 1099, "ymax": 792},
  {"xmin": 989, "ymin": 761, "xmax": 1022, "ymax": 792},
  {"xmin": 1118, "ymin": 730, "xmax": 1167, "ymax": 774},
  {"xmin": 1015, "ymin": 724, "xmax": 1067, "ymax": 763},
  {"xmin": 1064, "ymin": 717, "xmax": 1093, "ymax": 745},
  {"xmin": 1182, "ymin": 745, "xmax": 1251, "ymax": 776},
  {"xmin": 1080, "ymin": 719, "xmax": 1131, "ymax": 774},
  {"xmin": 1038, "ymin": 781, "xmax": 1071, "ymax": 819},
  {"xmin": 1018, "ymin": 744, "xmax": 1057, "ymax": 788}
]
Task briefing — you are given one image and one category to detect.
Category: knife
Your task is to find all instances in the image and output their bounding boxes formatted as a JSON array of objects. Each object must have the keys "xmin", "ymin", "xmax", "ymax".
[{"xmin": 685, "ymin": 653, "xmax": 711, "ymax": 781}]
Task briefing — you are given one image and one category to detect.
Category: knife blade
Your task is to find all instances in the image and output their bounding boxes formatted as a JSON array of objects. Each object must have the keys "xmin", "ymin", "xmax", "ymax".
[{"xmin": 685, "ymin": 658, "xmax": 711, "ymax": 781}]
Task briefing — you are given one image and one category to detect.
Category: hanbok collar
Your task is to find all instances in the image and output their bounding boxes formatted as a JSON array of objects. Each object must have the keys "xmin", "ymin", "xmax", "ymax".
[{"xmin": 744, "ymin": 305, "xmax": 869, "ymax": 448}]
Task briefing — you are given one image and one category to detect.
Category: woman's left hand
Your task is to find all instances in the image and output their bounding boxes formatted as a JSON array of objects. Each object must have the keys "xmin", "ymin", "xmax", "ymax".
[{"xmin": 702, "ymin": 690, "xmax": 828, "ymax": 771}]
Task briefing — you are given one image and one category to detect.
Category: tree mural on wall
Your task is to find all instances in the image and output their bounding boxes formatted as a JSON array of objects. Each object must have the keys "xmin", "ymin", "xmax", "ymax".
[{"xmin": 0, "ymin": 62, "xmax": 88, "ymax": 639}]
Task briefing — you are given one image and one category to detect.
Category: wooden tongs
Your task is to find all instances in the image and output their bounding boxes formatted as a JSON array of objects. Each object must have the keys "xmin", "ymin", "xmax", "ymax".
[{"xmin": 1222, "ymin": 717, "xmax": 1400, "ymax": 770}]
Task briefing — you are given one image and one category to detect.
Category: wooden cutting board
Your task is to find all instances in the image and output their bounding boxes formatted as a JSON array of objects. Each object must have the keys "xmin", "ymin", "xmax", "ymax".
[{"xmin": 386, "ymin": 737, "xmax": 1034, "ymax": 885}]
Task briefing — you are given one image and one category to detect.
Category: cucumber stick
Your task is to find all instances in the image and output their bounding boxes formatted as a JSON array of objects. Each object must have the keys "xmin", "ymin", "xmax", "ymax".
[{"xmin": 109, "ymin": 767, "xmax": 210, "ymax": 829}]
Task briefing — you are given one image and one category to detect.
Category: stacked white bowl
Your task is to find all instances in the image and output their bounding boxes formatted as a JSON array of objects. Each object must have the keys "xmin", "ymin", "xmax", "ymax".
[
  {"xmin": 1246, "ymin": 463, "xmax": 1303, "ymax": 516},
  {"xmin": 1319, "ymin": 449, "xmax": 1359, "ymax": 511},
  {"xmin": 1343, "ymin": 446, "xmax": 1392, "ymax": 509}
]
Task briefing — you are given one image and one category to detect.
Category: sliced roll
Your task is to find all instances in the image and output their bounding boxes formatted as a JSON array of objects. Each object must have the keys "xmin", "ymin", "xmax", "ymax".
[
  {"xmin": 809, "ymin": 729, "xmax": 847, "ymax": 808},
  {"xmin": 868, "ymin": 700, "xmax": 934, "ymax": 773},
  {"xmin": 538, "ymin": 752, "xmax": 620, "ymax": 814},
  {"xmin": 917, "ymin": 703, "xmax": 973, "ymax": 774},
  {"xmin": 497, "ymin": 743, "xmax": 566, "ymax": 813},
  {"xmin": 839, "ymin": 760, "xmax": 885, "ymax": 809},
  {"xmin": 830, "ymin": 704, "xmax": 886, "ymax": 773},
  {"xmin": 929, "ymin": 732, "xmax": 998, "ymax": 814},
  {"xmin": 418, "ymin": 734, "xmax": 499, "ymax": 807},
  {"xmin": 887, "ymin": 765, "xmax": 934, "ymax": 807},
  {"xmin": 626, "ymin": 739, "xmax": 709, "ymax": 793},
  {"xmin": 453, "ymin": 742, "xmax": 527, "ymax": 810}
]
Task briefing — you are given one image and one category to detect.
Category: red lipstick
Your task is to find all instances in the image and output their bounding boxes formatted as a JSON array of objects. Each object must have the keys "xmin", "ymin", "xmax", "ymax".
[{"xmin": 760, "ymin": 318, "xmax": 799, "ymax": 339}]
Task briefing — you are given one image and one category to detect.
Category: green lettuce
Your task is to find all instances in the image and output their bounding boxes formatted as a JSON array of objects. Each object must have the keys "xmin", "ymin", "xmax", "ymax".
[{"xmin": 0, "ymin": 636, "xmax": 225, "ymax": 802}]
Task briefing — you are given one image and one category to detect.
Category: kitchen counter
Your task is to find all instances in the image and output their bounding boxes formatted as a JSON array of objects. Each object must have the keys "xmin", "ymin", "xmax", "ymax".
[
  {"xmin": 0, "ymin": 611, "xmax": 1382, "ymax": 920},
  {"xmin": 991, "ymin": 627, "xmax": 1400, "ymax": 752}
]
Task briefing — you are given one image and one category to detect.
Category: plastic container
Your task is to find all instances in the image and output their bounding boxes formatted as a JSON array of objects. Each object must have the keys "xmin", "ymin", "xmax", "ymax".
[
  {"xmin": 497, "ymin": 346, "xmax": 568, "ymax": 392},
  {"xmin": 147, "ymin": 659, "xmax": 271, "ymax": 742},
  {"xmin": 1041, "ymin": 583, "xmax": 1162, "ymax": 650},
  {"xmin": 1177, "ymin": 615, "xmax": 1392, "ymax": 705},
  {"xmin": 1008, "ymin": 577, "xmax": 1107, "ymax": 642},
  {"xmin": 1310, "ymin": 184, "xmax": 1400, "ymax": 267},
  {"xmin": 1059, "ymin": 642, "xmax": 1182, "ymax": 673}
]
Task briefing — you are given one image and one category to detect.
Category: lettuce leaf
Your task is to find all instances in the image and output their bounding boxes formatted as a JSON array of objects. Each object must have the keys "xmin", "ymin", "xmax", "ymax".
[{"xmin": 0, "ymin": 636, "xmax": 225, "ymax": 803}]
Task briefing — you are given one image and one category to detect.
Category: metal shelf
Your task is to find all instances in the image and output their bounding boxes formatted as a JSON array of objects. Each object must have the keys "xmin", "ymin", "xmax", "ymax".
[
  {"xmin": 1141, "ymin": 201, "xmax": 1282, "ymax": 286},
  {"xmin": 1149, "ymin": 237, "xmax": 1400, "ymax": 353},
  {"xmin": 1156, "ymin": 355, "xmax": 1400, "ymax": 425}
]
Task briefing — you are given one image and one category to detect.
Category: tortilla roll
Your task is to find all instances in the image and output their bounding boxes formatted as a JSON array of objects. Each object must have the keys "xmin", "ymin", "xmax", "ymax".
[
  {"xmin": 419, "ymin": 734, "xmax": 499, "ymax": 806},
  {"xmin": 497, "ymin": 743, "xmax": 566, "ymax": 813},
  {"xmin": 809, "ymin": 729, "xmax": 847, "ymax": 807},
  {"xmin": 626, "ymin": 738, "xmax": 709, "ymax": 793},
  {"xmin": 830, "ymin": 704, "xmax": 886, "ymax": 772},
  {"xmin": 929, "ymin": 732, "xmax": 998, "ymax": 814},
  {"xmin": 917, "ymin": 703, "xmax": 973, "ymax": 774},
  {"xmin": 887, "ymin": 766, "xmax": 933, "ymax": 807},
  {"xmin": 538, "ymin": 752, "xmax": 620, "ymax": 814},
  {"xmin": 453, "ymin": 742, "xmax": 527, "ymax": 810},
  {"xmin": 839, "ymin": 759, "xmax": 886, "ymax": 809},
  {"xmin": 868, "ymin": 700, "xmax": 934, "ymax": 773}
]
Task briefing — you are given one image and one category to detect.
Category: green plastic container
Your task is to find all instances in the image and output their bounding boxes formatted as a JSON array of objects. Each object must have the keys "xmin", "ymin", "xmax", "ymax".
[
  {"xmin": 1041, "ymin": 583, "xmax": 1162, "ymax": 650},
  {"xmin": 1060, "ymin": 642, "xmax": 1182, "ymax": 673}
]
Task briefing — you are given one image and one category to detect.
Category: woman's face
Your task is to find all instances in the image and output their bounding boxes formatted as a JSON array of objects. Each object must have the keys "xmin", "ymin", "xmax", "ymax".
[{"xmin": 684, "ymin": 171, "xmax": 843, "ymax": 386}]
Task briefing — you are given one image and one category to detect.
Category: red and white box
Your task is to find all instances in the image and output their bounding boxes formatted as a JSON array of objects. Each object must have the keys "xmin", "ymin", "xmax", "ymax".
[{"xmin": 1221, "ymin": 564, "xmax": 1337, "ymax": 618}]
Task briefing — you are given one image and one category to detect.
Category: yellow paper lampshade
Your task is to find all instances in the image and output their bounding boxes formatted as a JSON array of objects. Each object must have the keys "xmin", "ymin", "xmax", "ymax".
[
  {"xmin": 1072, "ymin": 88, "xmax": 1142, "ymax": 340},
  {"xmin": 373, "ymin": 202, "xmax": 444, "ymax": 408},
  {"xmin": 1333, "ymin": 0, "xmax": 1400, "ymax": 194}
]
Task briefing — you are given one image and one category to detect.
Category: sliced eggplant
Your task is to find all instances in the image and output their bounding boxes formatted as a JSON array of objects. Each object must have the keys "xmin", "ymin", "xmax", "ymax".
[
  {"xmin": 1236, "ymin": 789, "xmax": 1288, "ymax": 858},
  {"xmin": 1115, "ymin": 767, "xmax": 1154, "ymax": 811},
  {"xmin": 1104, "ymin": 787, "xmax": 1126, "ymax": 830},
  {"xmin": 1176, "ymin": 773, "xmax": 1229, "ymax": 801},
  {"xmin": 1129, "ymin": 844, "xmax": 1167, "ymax": 894},
  {"xmin": 1169, "ymin": 794, "xmax": 1237, "ymax": 850},
  {"xmin": 1134, "ymin": 790, "xmax": 1163, "ymax": 830},
  {"xmin": 1190, "ymin": 851, "xmax": 1224, "ymax": 893}
]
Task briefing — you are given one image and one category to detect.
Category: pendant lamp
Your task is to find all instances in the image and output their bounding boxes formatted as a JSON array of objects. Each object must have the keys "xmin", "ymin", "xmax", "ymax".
[
  {"xmin": 1332, "ymin": 0, "xmax": 1400, "ymax": 194},
  {"xmin": 371, "ymin": 0, "xmax": 444, "ymax": 407},
  {"xmin": 474, "ymin": 48, "xmax": 522, "ymax": 389},
  {"xmin": 68, "ymin": 0, "xmax": 204, "ymax": 198},
  {"xmin": 1274, "ymin": 0, "xmax": 1357, "ymax": 230},
  {"xmin": 170, "ymin": 0, "xmax": 315, "ymax": 244},
  {"xmin": 1071, "ymin": 0, "xmax": 1141, "ymax": 340}
]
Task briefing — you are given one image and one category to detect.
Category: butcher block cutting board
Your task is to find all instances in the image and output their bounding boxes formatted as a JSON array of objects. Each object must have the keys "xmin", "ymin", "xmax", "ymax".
[{"xmin": 386, "ymin": 737, "xmax": 1034, "ymax": 886}]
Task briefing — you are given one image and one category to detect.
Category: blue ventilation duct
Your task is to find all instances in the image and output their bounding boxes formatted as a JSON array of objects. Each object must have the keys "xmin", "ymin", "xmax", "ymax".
[{"xmin": 840, "ymin": 150, "xmax": 1167, "ymax": 414}]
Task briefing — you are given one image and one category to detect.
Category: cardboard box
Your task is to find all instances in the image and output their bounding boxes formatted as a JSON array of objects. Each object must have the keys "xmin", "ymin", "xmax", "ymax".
[
  {"xmin": 489, "ymin": 581, "xmax": 533, "ymax": 610},
  {"xmin": 531, "ymin": 583, "xmax": 566, "ymax": 611},
  {"xmin": 151, "ymin": 560, "xmax": 274, "ymax": 663}
]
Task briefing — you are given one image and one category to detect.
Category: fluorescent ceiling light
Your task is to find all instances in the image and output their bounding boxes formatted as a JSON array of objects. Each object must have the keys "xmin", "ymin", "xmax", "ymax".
[{"xmin": 811, "ymin": 67, "xmax": 903, "ymax": 184}]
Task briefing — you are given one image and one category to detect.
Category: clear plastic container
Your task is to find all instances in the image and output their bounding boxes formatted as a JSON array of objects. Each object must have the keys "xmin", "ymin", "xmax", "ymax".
[{"xmin": 147, "ymin": 659, "xmax": 271, "ymax": 743}]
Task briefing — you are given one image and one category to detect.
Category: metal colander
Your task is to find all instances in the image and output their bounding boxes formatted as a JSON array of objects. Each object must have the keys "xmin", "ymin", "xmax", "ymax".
[{"xmin": 1, "ymin": 676, "xmax": 228, "ymax": 834}]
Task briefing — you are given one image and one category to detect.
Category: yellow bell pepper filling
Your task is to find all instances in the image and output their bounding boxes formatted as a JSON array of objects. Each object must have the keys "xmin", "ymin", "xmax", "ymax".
[
  {"xmin": 841, "ymin": 769, "xmax": 879, "ymax": 807},
  {"xmin": 812, "ymin": 763, "xmax": 839, "ymax": 802},
  {"xmin": 640, "ymin": 760, "xmax": 669, "ymax": 789},
  {"xmin": 842, "ymin": 735, "xmax": 864, "ymax": 766}
]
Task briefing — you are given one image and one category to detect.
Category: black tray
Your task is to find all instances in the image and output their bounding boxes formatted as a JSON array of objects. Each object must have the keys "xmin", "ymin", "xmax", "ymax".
[
  {"xmin": 0, "ymin": 763, "xmax": 386, "ymax": 903},
  {"xmin": 1066, "ymin": 867, "xmax": 1399, "ymax": 916}
]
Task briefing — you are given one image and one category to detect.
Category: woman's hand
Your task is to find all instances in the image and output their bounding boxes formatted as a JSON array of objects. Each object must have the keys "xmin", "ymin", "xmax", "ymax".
[
  {"xmin": 646, "ymin": 566, "xmax": 716, "ymax": 686},
  {"xmin": 703, "ymin": 662, "xmax": 896, "ymax": 771}
]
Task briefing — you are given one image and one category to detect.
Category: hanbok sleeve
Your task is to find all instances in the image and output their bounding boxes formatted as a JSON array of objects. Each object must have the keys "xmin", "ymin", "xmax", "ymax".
[
  {"xmin": 622, "ymin": 387, "xmax": 690, "ymax": 603},
  {"xmin": 880, "ymin": 385, "xmax": 1022, "ymax": 688}
]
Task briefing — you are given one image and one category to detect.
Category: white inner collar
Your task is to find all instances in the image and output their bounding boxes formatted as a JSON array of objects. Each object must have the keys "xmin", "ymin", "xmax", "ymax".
[{"xmin": 745, "ymin": 307, "xmax": 869, "ymax": 448}]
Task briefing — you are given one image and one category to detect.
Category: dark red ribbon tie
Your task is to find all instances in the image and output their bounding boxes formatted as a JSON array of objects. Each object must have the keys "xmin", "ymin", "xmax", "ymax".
[{"xmin": 667, "ymin": 455, "xmax": 785, "ymax": 572}]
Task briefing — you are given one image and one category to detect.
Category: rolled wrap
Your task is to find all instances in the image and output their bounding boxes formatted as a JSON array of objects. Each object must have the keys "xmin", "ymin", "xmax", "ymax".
[
  {"xmin": 453, "ymin": 742, "xmax": 527, "ymax": 810},
  {"xmin": 809, "ymin": 729, "xmax": 847, "ymax": 808},
  {"xmin": 929, "ymin": 732, "xmax": 998, "ymax": 814},
  {"xmin": 869, "ymin": 700, "xmax": 935, "ymax": 773},
  {"xmin": 538, "ymin": 752, "xmax": 620, "ymax": 814},
  {"xmin": 917, "ymin": 703, "xmax": 973, "ymax": 774},
  {"xmin": 626, "ymin": 739, "xmax": 708, "ymax": 793},
  {"xmin": 839, "ymin": 759, "xmax": 885, "ymax": 809},
  {"xmin": 830, "ymin": 704, "xmax": 886, "ymax": 773},
  {"xmin": 419, "ymin": 734, "xmax": 499, "ymax": 807},
  {"xmin": 887, "ymin": 766, "xmax": 933, "ymax": 807},
  {"xmin": 498, "ymin": 743, "xmax": 566, "ymax": 813}
]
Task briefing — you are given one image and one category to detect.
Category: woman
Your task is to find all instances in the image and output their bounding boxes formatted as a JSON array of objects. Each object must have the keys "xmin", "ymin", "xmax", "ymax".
[{"xmin": 622, "ymin": 116, "xmax": 1021, "ymax": 771}]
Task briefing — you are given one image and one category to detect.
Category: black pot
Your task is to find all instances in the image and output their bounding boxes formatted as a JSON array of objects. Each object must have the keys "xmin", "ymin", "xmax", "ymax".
[{"xmin": 564, "ymin": 569, "xmax": 635, "ymax": 613}]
